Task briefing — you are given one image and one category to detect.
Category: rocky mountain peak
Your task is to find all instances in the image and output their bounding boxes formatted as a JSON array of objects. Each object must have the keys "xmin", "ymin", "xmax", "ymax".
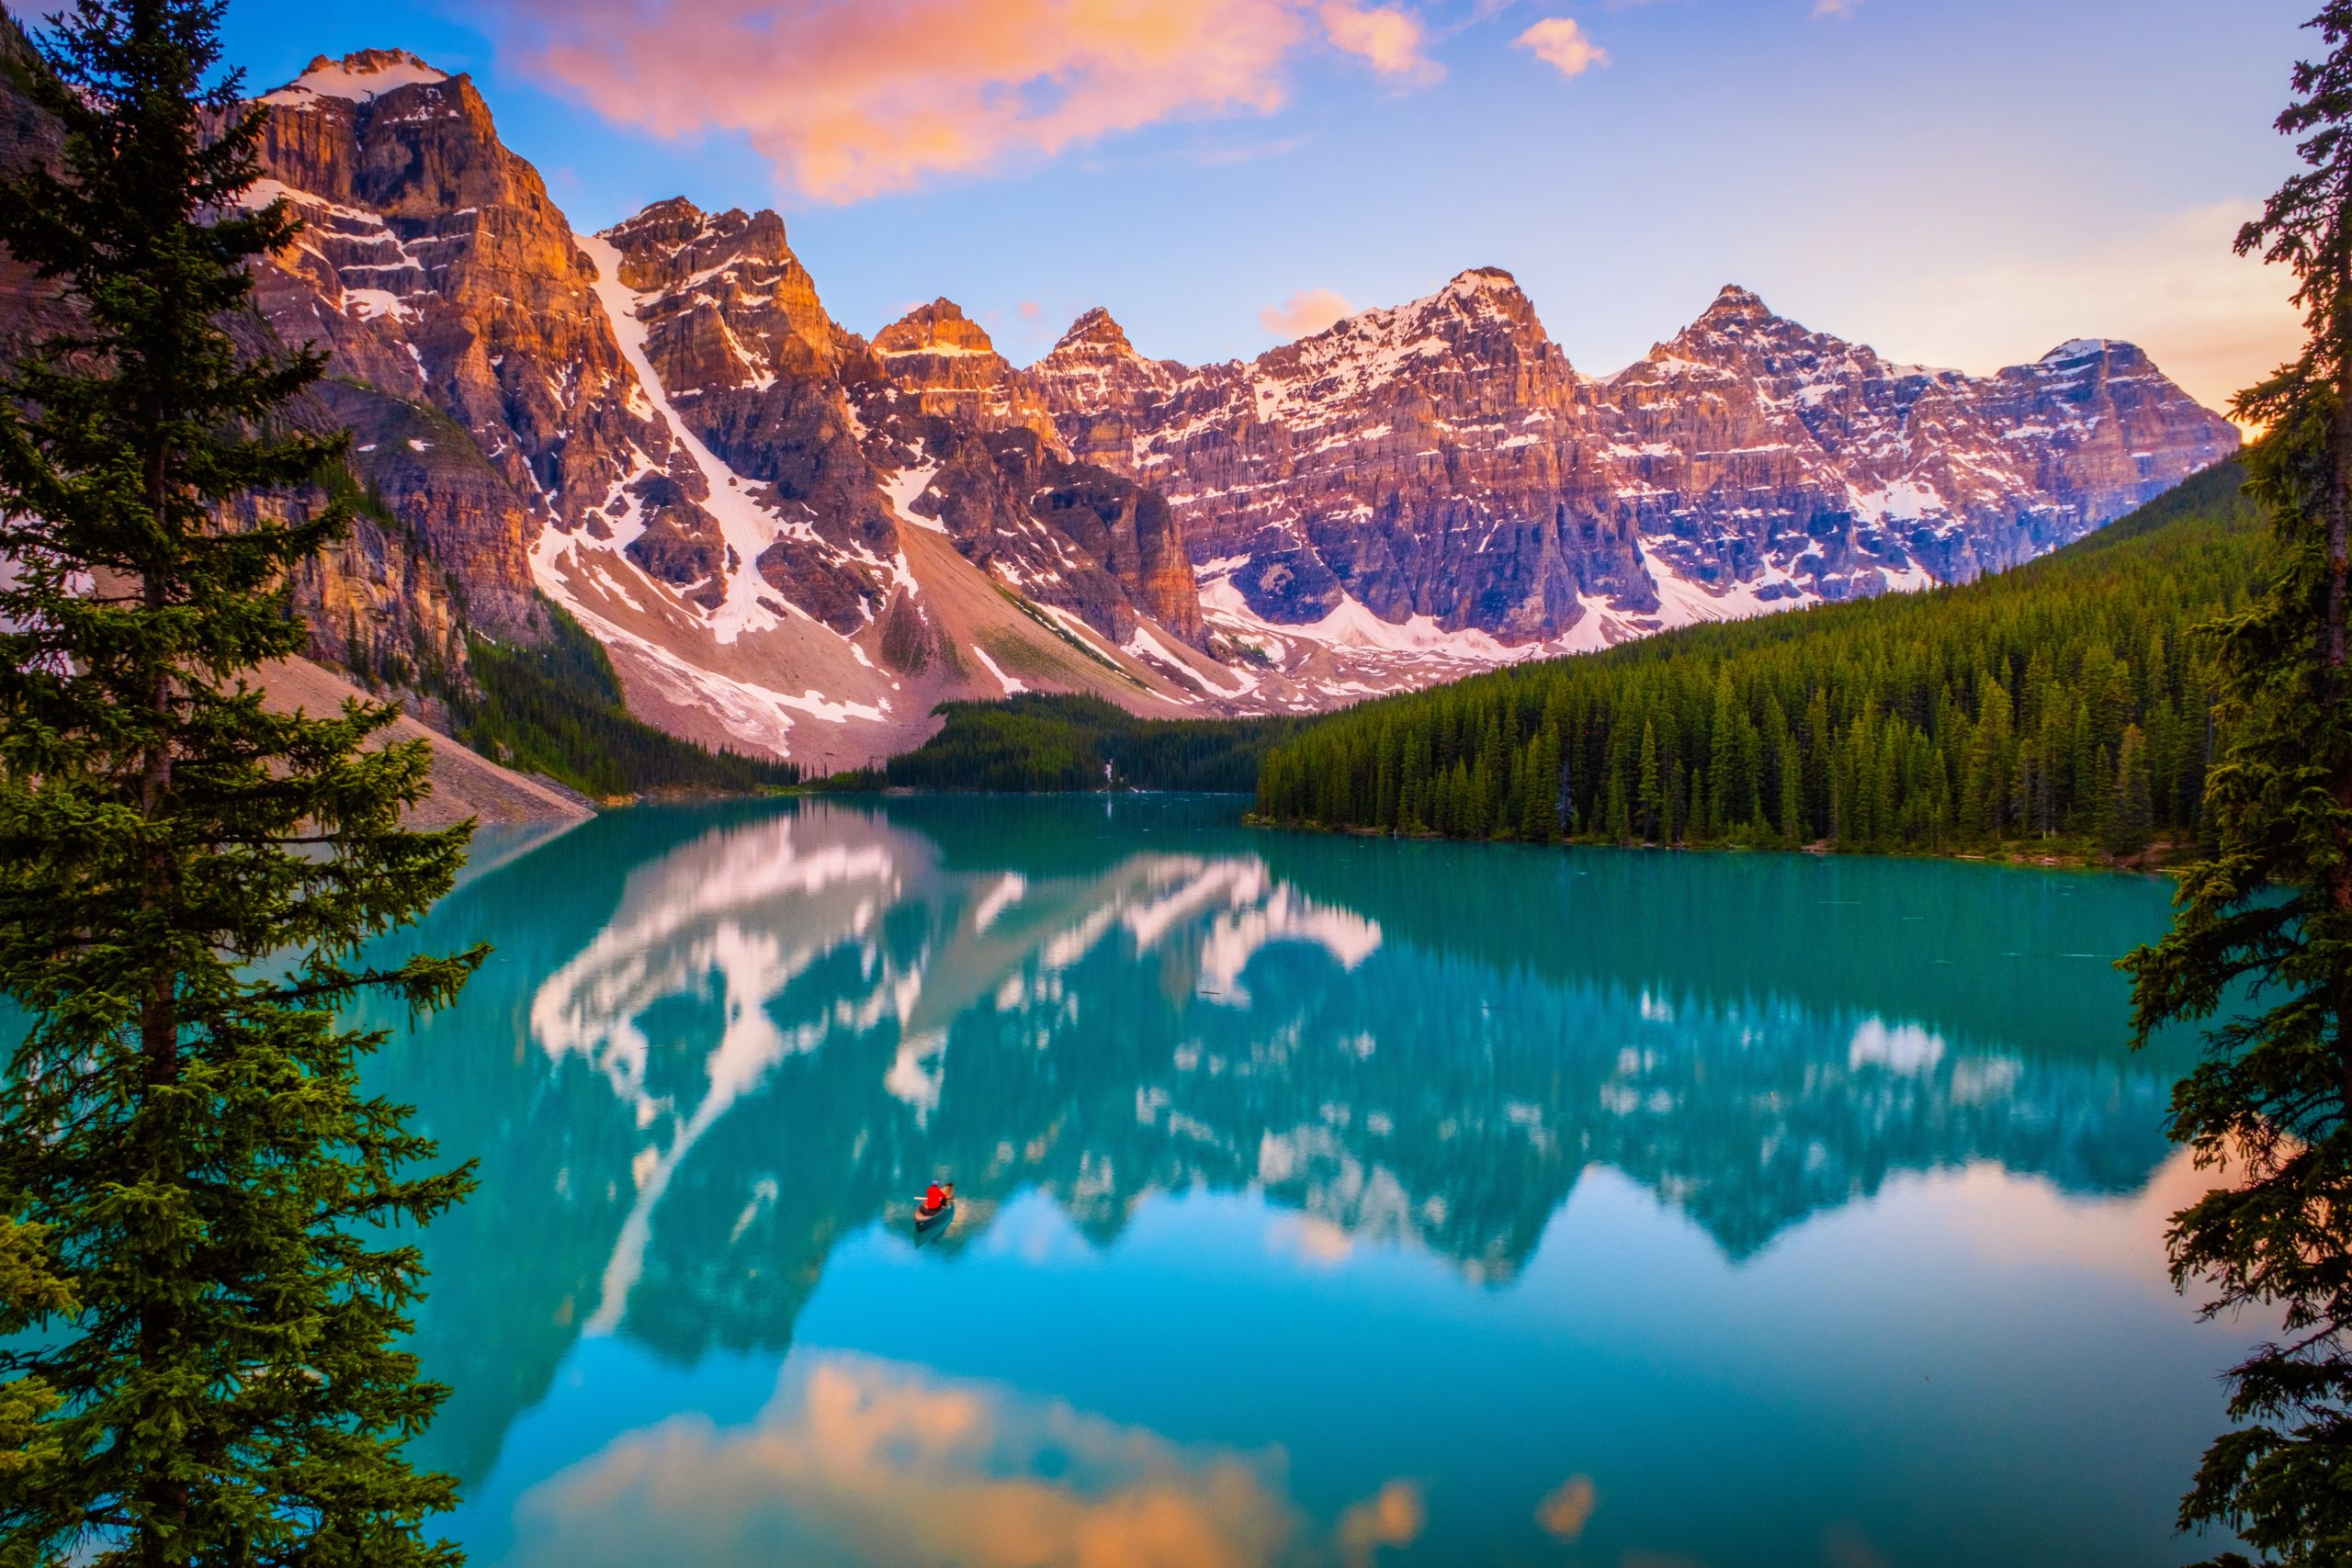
[
  {"xmin": 2031, "ymin": 336, "xmax": 2149, "ymax": 374},
  {"xmin": 875, "ymin": 299, "xmax": 998, "ymax": 359},
  {"xmin": 1029, "ymin": 308, "xmax": 1179, "ymax": 477},
  {"xmin": 1628, "ymin": 284, "xmax": 1852, "ymax": 387},
  {"xmin": 1671, "ymin": 285, "xmax": 1803, "ymax": 355},
  {"xmin": 605, "ymin": 199, "xmax": 801, "ymax": 298},
  {"xmin": 1701, "ymin": 282, "xmax": 1770, "ymax": 320},
  {"xmin": 605, "ymin": 196, "xmax": 707, "ymax": 246},
  {"xmin": 1444, "ymin": 265, "xmax": 1525, "ymax": 300},
  {"xmin": 1051, "ymin": 306, "xmax": 1138, "ymax": 358},
  {"xmin": 1343, "ymin": 265, "xmax": 1550, "ymax": 350},
  {"xmin": 1251, "ymin": 264, "xmax": 1563, "ymax": 417},
  {"xmin": 263, "ymin": 49, "xmax": 450, "ymax": 106}
]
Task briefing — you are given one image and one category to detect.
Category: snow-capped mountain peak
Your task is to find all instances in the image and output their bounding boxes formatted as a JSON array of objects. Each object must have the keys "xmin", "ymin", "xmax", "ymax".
[{"xmin": 262, "ymin": 49, "xmax": 447, "ymax": 106}]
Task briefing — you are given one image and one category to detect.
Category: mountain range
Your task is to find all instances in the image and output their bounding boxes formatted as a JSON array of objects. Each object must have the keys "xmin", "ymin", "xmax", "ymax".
[{"xmin": 0, "ymin": 36, "xmax": 2243, "ymax": 779}]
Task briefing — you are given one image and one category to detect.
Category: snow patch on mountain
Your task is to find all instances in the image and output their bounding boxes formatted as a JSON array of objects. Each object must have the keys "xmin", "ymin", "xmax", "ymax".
[
  {"xmin": 578, "ymin": 232, "xmax": 796, "ymax": 645},
  {"xmin": 882, "ymin": 460, "xmax": 944, "ymax": 534},
  {"xmin": 968, "ymin": 646, "xmax": 1027, "ymax": 694},
  {"xmin": 263, "ymin": 51, "xmax": 448, "ymax": 106}
]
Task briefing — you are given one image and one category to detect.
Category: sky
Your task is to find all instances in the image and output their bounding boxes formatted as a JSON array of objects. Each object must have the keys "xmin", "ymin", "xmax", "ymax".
[{"xmin": 199, "ymin": 0, "xmax": 2310, "ymax": 413}]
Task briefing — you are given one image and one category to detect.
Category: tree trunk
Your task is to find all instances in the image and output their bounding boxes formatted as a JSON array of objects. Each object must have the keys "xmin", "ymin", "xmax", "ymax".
[
  {"xmin": 136, "ymin": 433, "xmax": 186, "ymax": 1566},
  {"xmin": 2334, "ymin": 288, "xmax": 2352, "ymax": 1121}
]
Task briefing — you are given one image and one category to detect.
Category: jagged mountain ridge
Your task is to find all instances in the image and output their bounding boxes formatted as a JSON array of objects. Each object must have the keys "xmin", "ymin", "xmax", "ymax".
[
  {"xmin": 0, "ymin": 31, "xmax": 2244, "ymax": 770},
  {"xmin": 1025, "ymin": 272, "xmax": 2242, "ymax": 657},
  {"xmin": 225, "ymin": 51, "xmax": 1241, "ymax": 768}
]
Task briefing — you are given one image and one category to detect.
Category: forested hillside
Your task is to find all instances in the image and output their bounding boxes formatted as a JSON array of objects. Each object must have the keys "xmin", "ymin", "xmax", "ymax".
[
  {"xmin": 454, "ymin": 605, "xmax": 801, "ymax": 798},
  {"xmin": 1255, "ymin": 461, "xmax": 2263, "ymax": 857},
  {"xmin": 844, "ymin": 694, "xmax": 1296, "ymax": 793}
]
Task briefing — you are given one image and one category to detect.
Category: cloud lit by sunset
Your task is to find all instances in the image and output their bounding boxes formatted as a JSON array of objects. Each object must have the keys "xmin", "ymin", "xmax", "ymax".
[
  {"xmin": 1260, "ymin": 286, "xmax": 1356, "ymax": 339},
  {"xmin": 498, "ymin": 0, "xmax": 1452, "ymax": 203},
  {"xmin": 1511, "ymin": 17, "xmax": 1608, "ymax": 79}
]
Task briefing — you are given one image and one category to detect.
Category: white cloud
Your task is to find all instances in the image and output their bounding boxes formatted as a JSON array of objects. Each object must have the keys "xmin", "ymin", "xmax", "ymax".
[{"xmin": 1512, "ymin": 17, "xmax": 1610, "ymax": 78}]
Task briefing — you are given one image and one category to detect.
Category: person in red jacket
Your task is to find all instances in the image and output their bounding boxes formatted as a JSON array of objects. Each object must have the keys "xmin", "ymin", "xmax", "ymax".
[{"xmin": 921, "ymin": 1180, "xmax": 954, "ymax": 1214}]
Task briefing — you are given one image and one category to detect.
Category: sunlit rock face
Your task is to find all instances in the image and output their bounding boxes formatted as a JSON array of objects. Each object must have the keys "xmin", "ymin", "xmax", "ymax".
[
  {"xmin": 248, "ymin": 51, "xmax": 657, "ymax": 638},
  {"xmin": 598, "ymin": 197, "xmax": 899, "ymax": 631},
  {"xmin": 1030, "ymin": 307, "xmax": 1184, "ymax": 475},
  {"xmin": 224, "ymin": 63, "xmax": 1225, "ymax": 761},
  {"xmin": 852, "ymin": 299, "xmax": 1208, "ymax": 649},
  {"xmin": 1031, "ymin": 275, "xmax": 2242, "ymax": 651},
  {"xmin": 870, "ymin": 299, "xmax": 1059, "ymax": 443}
]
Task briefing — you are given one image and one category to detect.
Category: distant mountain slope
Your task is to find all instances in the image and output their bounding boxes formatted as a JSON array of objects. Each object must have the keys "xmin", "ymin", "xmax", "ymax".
[
  {"xmin": 1255, "ymin": 460, "xmax": 2262, "ymax": 858},
  {"xmin": 1027, "ymin": 276, "xmax": 2239, "ymax": 654}
]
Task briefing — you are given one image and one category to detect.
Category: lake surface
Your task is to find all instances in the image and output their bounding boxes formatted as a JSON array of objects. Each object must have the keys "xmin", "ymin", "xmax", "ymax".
[{"xmin": 359, "ymin": 795, "xmax": 2252, "ymax": 1567}]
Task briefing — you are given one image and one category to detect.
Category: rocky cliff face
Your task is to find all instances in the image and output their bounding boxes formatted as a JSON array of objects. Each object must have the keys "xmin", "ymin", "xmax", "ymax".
[
  {"xmin": 593, "ymin": 198, "xmax": 1204, "ymax": 651},
  {"xmin": 1032, "ymin": 308, "xmax": 1183, "ymax": 474},
  {"xmin": 1587, "ymin": 287, "xmax": 2242, "ymax": 604},
  {"xmin": 1040, "ymin": 270, "xmax": 1651, "ymax": 644},
  {"xmin": 1028, "ymin": 274, "xmax": 2242, "ymax": 658},
  {"xmin": 0, "ymin": 35, "xmax": 482, "ymax": 694},
  {"xmin": 595, "ymin": 197, "xmax": 898, "ymax": 633},
  {"xmin": 848, "ymin": 298, "xmax": 1203, "ymax": 647},
  {"xmin": 245, "ymin": 51, "xmax": 700, "ymax": 642},
  {"xmin": 225, "ymin": 56, "xmax": 1224, "ymax": 767},
  {"xmin": 869, "ymin": 298, "xmax": 1061, "ymax": 442}
]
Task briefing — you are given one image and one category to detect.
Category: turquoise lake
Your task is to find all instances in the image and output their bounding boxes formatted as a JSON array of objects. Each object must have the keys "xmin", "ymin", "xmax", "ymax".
[{"xmin": 358, "ymin": 794, "xmax": 2256, "ymax": 1567}]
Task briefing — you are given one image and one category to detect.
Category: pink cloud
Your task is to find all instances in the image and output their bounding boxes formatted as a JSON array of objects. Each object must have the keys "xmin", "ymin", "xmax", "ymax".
[
  {"xmin": 496, "ymin": 0, "xmax": 1441, "ymax": 204},
  {"xmin": 1535, "ymin": 1473, "xmax": 1597, "ymax": 1540},
  {"xmin": 1321, "ymin": 2, "xmax": 1442, "ymax": 85},
  {"xmin": 1512, "ymin": 17, "xmax": 1609, "ymax": 77},
  {"xmin": 1335, "ymin": 1480, "xmax": 1424, "ymax": 1568},
  {"xmin": 1260, "ymin": 287, "xmax": 1356, "ymax": 339}
]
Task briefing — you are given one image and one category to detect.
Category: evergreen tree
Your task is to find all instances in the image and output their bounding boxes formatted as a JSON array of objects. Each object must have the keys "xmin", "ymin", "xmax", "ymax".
[
  {"xmin": 2125, "ymin": 6, "xmax": 2352, "ymax": 1561},
  {"xmin": 1250, "ymin": 466, "xmax": 2256, "ymax": 857},
  {"xmin": 2111, "ymin": 724, "xmax": 2154, "ymax": 858},
  {"xmin": 0, "ymin": 3, "xmax": 483, "ymax": 1562},
  {"xmin": 1634, "ymin": 719, "xmax": 1661, "ymax": 843}
]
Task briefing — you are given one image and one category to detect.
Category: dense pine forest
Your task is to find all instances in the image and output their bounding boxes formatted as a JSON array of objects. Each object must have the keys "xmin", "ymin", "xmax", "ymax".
[
  {"xmin": 456, "ymin": 604, "xmax": 802, "ymax": 797},
  {"xmin": 844, "ymin": 693, "xmax": 1296, "ymax": 793},
  {"xmin": 1255, "ymin": 462, "xmax": 2262, "ymax": 857}
]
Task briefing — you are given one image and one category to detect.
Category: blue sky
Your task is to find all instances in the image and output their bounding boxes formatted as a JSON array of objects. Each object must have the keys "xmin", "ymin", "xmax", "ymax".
[{"xmin": 207, "ymin": 0, "xmax": 2304, "ymax": 410}]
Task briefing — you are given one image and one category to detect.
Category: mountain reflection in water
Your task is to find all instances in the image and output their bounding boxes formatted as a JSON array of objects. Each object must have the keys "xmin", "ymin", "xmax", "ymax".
[{"xmin": 355, "ymin": 795, "xmax": 2224, "ymax": 1566}]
